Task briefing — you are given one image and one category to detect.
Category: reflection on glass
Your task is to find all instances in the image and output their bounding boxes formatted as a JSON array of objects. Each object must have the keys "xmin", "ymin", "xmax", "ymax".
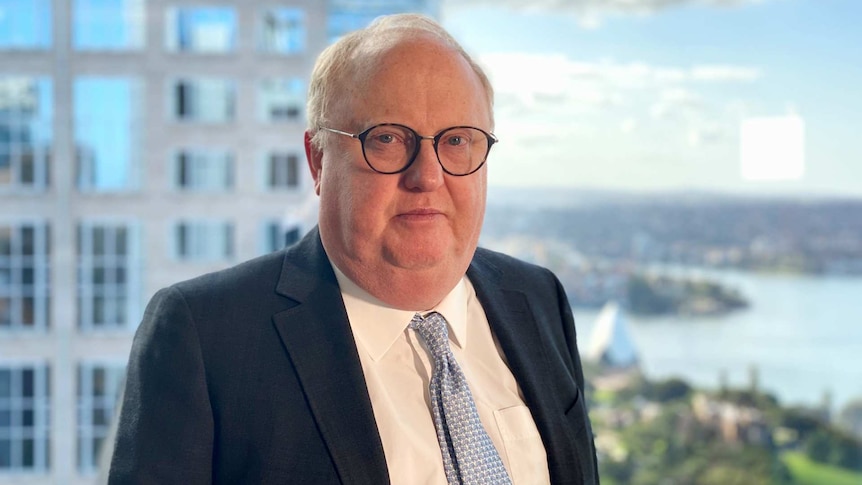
[
  {"xmin": 258, "ymin": 78, "xmax": 304, "ymax": 122},
  {"xmin": 258, "ymin": 7, "xmax": 305, "ymax": 54},
  {"xmin": 166, "ymin": 6, "xmax": 236, "ymax": 53},
  {"xmin": 0, "ymin": 77, "xmax": 53, "ymax": 191},
  {"xmin": 73, "ymin": 0, "xmax": 144, "ymax": 50},
  {"xmin": 173, "ymin": 78, "xmax": 235, "ymax": 123},
  {"xmin": 0, "ymin": 0, "xmax": 52, "ymax": 49},
  {"xmin": 74, "ymin": 77, "xmax": 142, "ymax": 192}
]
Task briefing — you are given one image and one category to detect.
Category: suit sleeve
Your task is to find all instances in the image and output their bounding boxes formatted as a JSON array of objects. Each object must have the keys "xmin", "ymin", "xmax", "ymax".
[
  {"xmin": 553, "ymin": 272, "xmax": 602, "ymax": 484},
  {"xmin": 109, "ymin": 286, "xmax": 214, "ymax": 484}
]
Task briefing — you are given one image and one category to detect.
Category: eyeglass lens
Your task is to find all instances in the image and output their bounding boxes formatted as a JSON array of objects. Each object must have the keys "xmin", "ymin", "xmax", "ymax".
[{"xmin": 360, "ymin": 124, "xmax": 491, "ymax": 175}]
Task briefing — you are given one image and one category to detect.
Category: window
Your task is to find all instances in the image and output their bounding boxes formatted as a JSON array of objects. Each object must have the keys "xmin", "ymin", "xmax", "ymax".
[
  {"xmin": 173, "ymin": 78, "xmax": 235, "ymax": 123},
  {"xmin": 265, "ymin": 152, "xmax": 300, "ymax": 190},
  {"xmin": 166, "ymin": 6, "xmax": 236, "ymax": 53},
  {"xmin": 0, "ymin": 222, "xmax": 50, "ymax": 331},
  {"xmin": 261, "ymin": 220, "xmax": 301, "ymax": 255},
  {"xmin": 174, "ymin": 220, "xmax": 233, "ymax": 262},
  {"xmin": 76, "ymin": 362, "xmax": 124, "ymax": 473},
  {"xmin": 174, "ymin": 149, "xmax": 233, "ymax": 191},
  {"xmin": 77, "ymin": 222, "xmax": 140, "ymax": 330},
  {"xmin": 258, "ymin": 7, "xmax": 305, "ymax": 54},
  {"xmin": 0, "ymin": 77, "xmax": 52, "ymax": 192},
  {"xmin": 0, "ymin": 0, "xmax": 52, "ymax": 49},
  {"xmin": 258, "ymin": 78, "xmax": 304, "ymax": 122},
  {"xmin": 73, "ymin": 0, "xmax": 145, "ymax": 50},
  {"xmin": 0, "ymin": 364, "xmax": 50, "ymax": 472},
  {"xmin": 74, "ymin": 77, "xmax": 143, "ymax": 192}
]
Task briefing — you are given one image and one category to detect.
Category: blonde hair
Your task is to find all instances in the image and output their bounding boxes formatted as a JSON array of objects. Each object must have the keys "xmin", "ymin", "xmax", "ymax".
[{"xmin": 306, "ymin": 13, "xmax": 494, "ymax": 149}]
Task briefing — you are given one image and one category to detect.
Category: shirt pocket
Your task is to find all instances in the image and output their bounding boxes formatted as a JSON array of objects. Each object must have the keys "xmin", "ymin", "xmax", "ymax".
[{"xmin": 494, "ymin": 405, "xmax": 550, "ymax": 485}]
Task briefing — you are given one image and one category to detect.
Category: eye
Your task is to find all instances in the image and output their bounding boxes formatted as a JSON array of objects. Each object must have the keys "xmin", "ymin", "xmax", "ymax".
[
  {"xmin": 442, "ymin": 130, "xmax": 473, "ymax": 147},
  {"xmin": 374, "ymin": 133, "xmax": 397, "ymax": 144},
  {"xmin": 446, "ymin": 135, "xmax": 465, "ymax": 146}
]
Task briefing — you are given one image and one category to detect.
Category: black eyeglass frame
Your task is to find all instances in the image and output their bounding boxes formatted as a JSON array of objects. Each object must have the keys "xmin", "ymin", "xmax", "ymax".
[{"xmin": 319, "ymin": 123, "xmax": 498, "ymax": 176}]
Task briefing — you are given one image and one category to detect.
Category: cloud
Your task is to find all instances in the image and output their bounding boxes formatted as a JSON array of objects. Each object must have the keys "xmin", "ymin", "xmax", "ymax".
[
  {"xmin": 443, "ymin": 0, "xmax": 773, "ymax": 26},
  {"xmin": 691, "ymin": 65, "xmax": 762, "ymax": 82},
  {"xmin": 480, "ymin": 52, "xmax": 760, "ymax": 117},
  {"xmin": 650, "ymin": 88, "xmax": 704, "ymax": 120}
]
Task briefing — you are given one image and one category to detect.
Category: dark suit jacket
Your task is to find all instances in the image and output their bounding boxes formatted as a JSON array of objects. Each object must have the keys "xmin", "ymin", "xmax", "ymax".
[{"xmin": 109, "ymin": 228, "xmax": 599, "ymax": 484}]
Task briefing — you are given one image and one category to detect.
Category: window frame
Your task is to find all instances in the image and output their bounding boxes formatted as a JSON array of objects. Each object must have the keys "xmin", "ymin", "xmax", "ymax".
[{"xmin": 0, "ymin": 361, "xmax": 50, "ymax": 473}]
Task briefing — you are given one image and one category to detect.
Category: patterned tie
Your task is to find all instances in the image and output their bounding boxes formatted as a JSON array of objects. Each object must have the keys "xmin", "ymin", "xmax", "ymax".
[{"xmin": 410, "ymin": 312, "xmax": 513, "ymax": 485}]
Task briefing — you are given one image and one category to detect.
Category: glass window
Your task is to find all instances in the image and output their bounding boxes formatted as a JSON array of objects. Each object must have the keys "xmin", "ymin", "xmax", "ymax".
[
  {"xmin": 73, "ymin": 0, "xmax": 145, "ymax": 51},
  {"xmin": 0, "ymin": 221, "xmax": 50, "ymax": 331},
  {"xmin": 0, "ymin": 364, "xmax": 49, "ymax": 472},
  {"xmin": 173, "ymin": 149, "xmax": 233, "ymax": 191},
  {"xmin": 74, "ymin": 77, "xmax": 143, "ymax": 192},
  {"xmin": 174, "ymin": 220, "xmax": 233, "ymax": 262},
  {"xmin": 166, "ymin": 6, "xmax": 236, "ymax": 53},
  {"xmin": 258, "ymin": 78, "xmax": 304, "ymax": 122},
  {"xmin": 0, "ymin": 0, "xmax": 52, "ymax": 49},
  {"xmin": 0, "ymin": 77, "xmax": 52, "ymax": 192},
  {"xmin": 173, "ymin": 78, "xmax": 235, "ymax": 123},
  {"xmin": 261, "ymin": 220, "xmax": 301, "ymax": 255},
  {"xmin": 76, "ymin": 362, "xmax": 124, "ymax": 473},
  {"xmin": 77, "ymin": 221, "xmax": 140, "ymax": 330},
  {"xmin": 258, "ymin": 7, "xmax": 305, "ymax": 54},
  {"xmin": 265, "ymin": 152, "xmax": 300, "ymax": 190}
]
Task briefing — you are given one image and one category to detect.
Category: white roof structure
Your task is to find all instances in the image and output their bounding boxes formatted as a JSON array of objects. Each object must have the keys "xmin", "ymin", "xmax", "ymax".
[{"xmin": 586, "ymin": 301, "xmax": 639, "ymax": 369}]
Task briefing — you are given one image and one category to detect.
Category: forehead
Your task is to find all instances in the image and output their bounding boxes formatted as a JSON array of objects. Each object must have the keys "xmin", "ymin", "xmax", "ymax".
[{"xmin": 344, "ymin": 35, "xmax": 491, "ymax": 130}]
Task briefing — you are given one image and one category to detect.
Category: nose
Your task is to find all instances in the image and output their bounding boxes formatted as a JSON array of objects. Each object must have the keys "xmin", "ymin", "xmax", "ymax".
[{"xmin": 402, "ymin": 138, "xmax": 443, "ymax": 192}]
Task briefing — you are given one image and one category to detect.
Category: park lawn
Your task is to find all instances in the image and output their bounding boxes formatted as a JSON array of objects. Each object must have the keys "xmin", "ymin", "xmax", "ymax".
[{"xmin": 783, "ymin": 452, "xmax": 862, "ymax": 485}]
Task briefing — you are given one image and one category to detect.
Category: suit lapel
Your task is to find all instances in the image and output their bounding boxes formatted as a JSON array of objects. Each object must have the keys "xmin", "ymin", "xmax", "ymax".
[
  {"xmin": 468, "ymin": 254, "xmax": 581, "ymax": 485},
  {"xmin": 272, "ymin": 229, "xmax": 389, "ymax": 485}
]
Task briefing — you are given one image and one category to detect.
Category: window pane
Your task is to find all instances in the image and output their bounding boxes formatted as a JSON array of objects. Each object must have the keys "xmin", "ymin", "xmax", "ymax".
[
  {"xmin": 174, "ymin": 149, "xmax": 233, "ymax": 191},
  {"xmin": 1, "ymin": 223, "xmax": 50, "ymax": 330},
  {"xmin": 0, "ymin": 77, "xmax": 53, "ymax": 191},
  {"xmin": 167, "ymin": 7, "xmax": 236, "ymax": 53},
  {"xmin": 0, "ymin": 0, "xmax": 52, "ymax": 49},
  {"xmin": 74, "ymin": 0, "xmax": 145, "ymax": 50},
  {"xmin": 173, "ymin": 79, "xmax": 235, "ymax": 123},
  {"xmin": 174, "ymin": 221, "xmax": 233, "ymax": 262},
  {"xmin": 77, "ymin": 363, "xmax": 124, "ymax": 473},
  {"xmin": 77, "ymin": 223, "xmax": 137, "ymax": 329},
  {"xmin": 258, "ymin": 78, "xmax": 304, "ymax": 122},
  {"xmin": 0, "ymin": 370, "xmax": 9, "ymax": 398},
  {"xmin": 21, "ymin": 368, "xmax": 34, "ymax": 397},
  {"xmin": 0, "ymin": 438, "xmax": 10, "ymax": 468},
  {"xmin": 267, "ymin": 152, "xmax": 301, "ymax": 189},
  {"xmin": 258, "ymin": 8, "xmax": 305, "ymax": 54},
  {"xmin": 74, "ymin": 77, "xmax": 142, "ymax": 192}
]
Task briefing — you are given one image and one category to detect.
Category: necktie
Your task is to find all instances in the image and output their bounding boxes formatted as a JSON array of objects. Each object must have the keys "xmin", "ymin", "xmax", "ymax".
[{"xmin": 410, "ymin": 312, "xmax": 513, "ymax": 485}]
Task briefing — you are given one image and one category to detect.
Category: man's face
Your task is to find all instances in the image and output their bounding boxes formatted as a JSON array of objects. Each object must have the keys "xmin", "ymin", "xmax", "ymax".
[{"xmin": 307, "ymin": 36, "xmax": 492, "ymax": 309}]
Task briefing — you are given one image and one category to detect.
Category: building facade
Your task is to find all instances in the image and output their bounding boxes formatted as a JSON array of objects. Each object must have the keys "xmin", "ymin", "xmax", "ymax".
[{"xmin": 0, "ymin": 1, "xmax": 330, "ymax": 482}]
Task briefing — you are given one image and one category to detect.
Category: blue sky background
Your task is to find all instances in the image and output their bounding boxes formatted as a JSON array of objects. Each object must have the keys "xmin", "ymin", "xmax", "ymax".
[{"xmin": 442, "ymin": 0, "xmax": 862, "ymax": 196}]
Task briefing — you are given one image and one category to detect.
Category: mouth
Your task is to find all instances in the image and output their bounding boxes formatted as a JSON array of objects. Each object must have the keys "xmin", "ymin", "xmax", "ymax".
[{"xmin": 397, "ymin": 208, "xmax": 444, "ymax": 221}]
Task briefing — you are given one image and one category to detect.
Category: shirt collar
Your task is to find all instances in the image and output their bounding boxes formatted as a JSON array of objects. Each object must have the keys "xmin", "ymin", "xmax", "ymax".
[{"xmin": 331, "ymin": 264, "xmax": 469, "ymax": 362}]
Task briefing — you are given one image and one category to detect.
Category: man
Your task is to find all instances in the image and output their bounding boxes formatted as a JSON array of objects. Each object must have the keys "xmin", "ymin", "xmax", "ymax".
[{"xmin": 109, "ymin": 14, "xmax": 599, "ymax": 485}]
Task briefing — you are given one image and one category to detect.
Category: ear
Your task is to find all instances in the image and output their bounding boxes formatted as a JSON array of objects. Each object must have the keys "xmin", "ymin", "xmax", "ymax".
[{"xmin": 304, "ymin": 130, "xmax": 323, "ymax": 195}]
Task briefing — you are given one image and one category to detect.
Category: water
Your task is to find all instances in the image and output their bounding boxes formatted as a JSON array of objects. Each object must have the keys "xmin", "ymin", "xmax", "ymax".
[{"xmin": 573, "ymin": 268, "xmax": 862, "ymax": 412}]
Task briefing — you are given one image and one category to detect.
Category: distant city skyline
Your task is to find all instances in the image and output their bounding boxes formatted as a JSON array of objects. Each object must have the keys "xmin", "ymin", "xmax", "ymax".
[{"xmin": 442, "ymin": 0, "xmax": 862, "ymax": 197}]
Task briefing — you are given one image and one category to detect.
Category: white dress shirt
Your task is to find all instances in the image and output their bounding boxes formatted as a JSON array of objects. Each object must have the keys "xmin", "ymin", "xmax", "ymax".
[{"xmin": 332, "ymin": 265, "xmax": 551, "ymax": 485}]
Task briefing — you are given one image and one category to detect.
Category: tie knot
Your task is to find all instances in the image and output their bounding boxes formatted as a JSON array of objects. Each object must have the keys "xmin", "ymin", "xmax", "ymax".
[{"xmin": 410, "ymin": 312, "xmax": 450, "ymax": 359}]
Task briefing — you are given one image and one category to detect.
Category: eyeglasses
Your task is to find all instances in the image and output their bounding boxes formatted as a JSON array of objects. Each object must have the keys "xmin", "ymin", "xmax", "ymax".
[{"xmin": 320, "ymin": 123, "xmax": 498, "ymax": 176}]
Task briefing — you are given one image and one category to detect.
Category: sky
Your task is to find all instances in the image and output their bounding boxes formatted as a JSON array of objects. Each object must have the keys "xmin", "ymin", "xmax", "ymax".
[{"xmin": 440, "ymin": 0, "xmax": 862, "ymax": 197}]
